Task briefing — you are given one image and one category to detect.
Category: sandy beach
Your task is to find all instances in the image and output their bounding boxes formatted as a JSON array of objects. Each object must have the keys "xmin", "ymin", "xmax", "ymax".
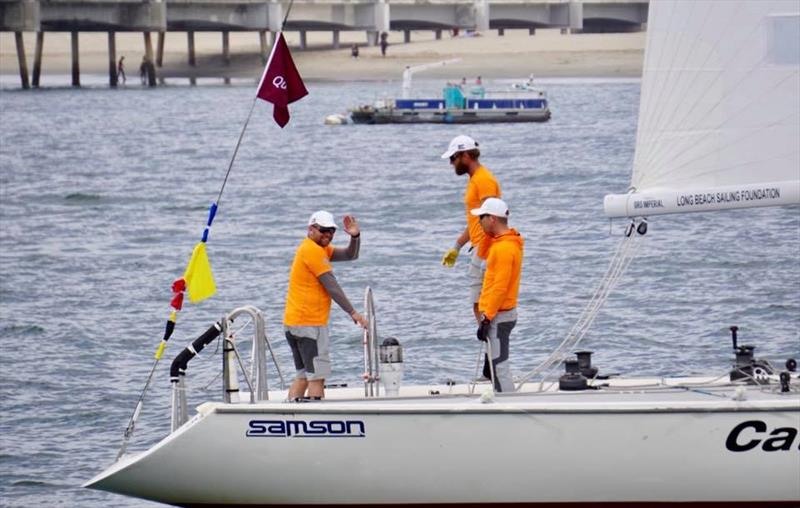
[{"xmin": 0, "ymin": 29, "xmax": 644, "ymax": 82}]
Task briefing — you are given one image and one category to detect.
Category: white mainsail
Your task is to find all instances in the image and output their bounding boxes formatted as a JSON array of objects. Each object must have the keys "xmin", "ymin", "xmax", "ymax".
[{"xmin": 605, "ymin": 0, "xmax": 800, "ymax": 217}]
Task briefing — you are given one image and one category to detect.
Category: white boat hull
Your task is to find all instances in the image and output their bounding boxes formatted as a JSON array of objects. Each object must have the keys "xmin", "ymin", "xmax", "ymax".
[{"xmin": 86, "ymin": 380, "xmax": 800, "ymax": 506}]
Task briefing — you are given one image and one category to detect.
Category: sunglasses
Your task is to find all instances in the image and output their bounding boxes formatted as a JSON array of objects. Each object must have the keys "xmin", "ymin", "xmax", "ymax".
[
  {"xmin": 449, "ymin": 153, "xmax": 460, "ymax": 163},
  {"xmin": 479, "ymin": 214, "xmax": 490, "ymax": 220},
  {"xmin": 315, "ymin": 226, "xmax": 336, "ymax": 234}
]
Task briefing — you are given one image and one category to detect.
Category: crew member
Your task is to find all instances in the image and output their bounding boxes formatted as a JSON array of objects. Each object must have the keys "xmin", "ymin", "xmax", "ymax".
[
  {"xmin": 284, "ymin": 211, "xmax": 368, "ymax": 401},
  {"xmin": 472, "ymin": 198, "xmax": 523, "ymax": 393},
  {"xmin": 440, "ymin": 135, "xmax": 502, "ymax": 324}
]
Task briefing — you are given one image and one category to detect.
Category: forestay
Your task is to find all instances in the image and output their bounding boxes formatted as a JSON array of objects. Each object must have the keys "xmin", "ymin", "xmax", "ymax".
[{"xmin": 605, "ymin": 0, "xmax": 800, "ymax": 217}]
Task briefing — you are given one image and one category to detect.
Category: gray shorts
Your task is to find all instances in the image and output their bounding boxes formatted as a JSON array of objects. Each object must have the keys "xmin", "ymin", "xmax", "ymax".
[
  {"xmin": 284, "ymin": 325, "xmax": 331, "ymax": 381},
  {"xmin": 468, "ymin": 248, "xmax": 486, "ymax": 304}
]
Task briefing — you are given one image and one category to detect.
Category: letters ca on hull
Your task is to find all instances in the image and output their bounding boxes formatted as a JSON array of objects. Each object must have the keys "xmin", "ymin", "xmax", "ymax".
[
  {"xmin": 726, "ymin": 420, "xmax": 799, "ymax": 452},
  {"xmin": 246, "ymin": 419, "xmax": 366, "ymax": 438}
]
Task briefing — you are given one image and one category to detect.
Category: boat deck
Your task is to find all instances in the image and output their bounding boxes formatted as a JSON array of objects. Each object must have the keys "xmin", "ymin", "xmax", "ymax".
[{"xmin": 203, "ymin": 375, "xmax": 800, "ymax": 415}]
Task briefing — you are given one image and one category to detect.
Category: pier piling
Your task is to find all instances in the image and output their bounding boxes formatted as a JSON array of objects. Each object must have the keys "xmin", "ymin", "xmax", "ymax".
[
  {"xmin": 258, "ymin": 30, "xmax": 268, "ymax": 63},
  {"xmin": 71, "ymin": 31, "xmax": 79, "ymax": 87},
  {"xmin": 32, "ymin": 32, "xmax": 43, "ymax": 88},
  {"xmin": 108, "ymin": 31, "xmax": 117, "ymax": 87},
  {"xmin": 187, "ymin": 30, "xmax": 196, "ymax": 85},
  {"xmin": 222, "ymin": 31, "xmax": 229, "ymax": 84},
  {"xmin": 143, "ymin": 31, "xmax": 156, "ymax": 86},
  {"xmin": 156, "ymin": 31, "xmax": 165, "ymax": 67},
  {"xmin": 14, "ymin": 32, "xmax": 30, "ymax": 89}
]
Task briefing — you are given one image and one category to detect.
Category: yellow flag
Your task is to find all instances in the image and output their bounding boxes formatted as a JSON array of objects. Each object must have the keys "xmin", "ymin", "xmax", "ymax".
[{"xmin": 183, "ymin": 242, "xmax": 216, "ymax": 303}]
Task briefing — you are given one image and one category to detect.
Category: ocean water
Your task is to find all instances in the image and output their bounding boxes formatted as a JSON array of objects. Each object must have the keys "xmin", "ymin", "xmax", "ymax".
[{"xmin": 0, "ymin": 77, "xmax": 798, "ymax": 507}]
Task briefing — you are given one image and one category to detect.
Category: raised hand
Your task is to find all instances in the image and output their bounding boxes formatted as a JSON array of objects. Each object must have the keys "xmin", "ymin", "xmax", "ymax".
[{"xmin": 343, "ymin": 215, "xmax": 360, "ymax": 237}]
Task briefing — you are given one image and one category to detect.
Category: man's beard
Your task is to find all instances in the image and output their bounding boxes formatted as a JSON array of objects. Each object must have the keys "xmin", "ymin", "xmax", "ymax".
[{"xmin": 454, "ymin": 161, "xmax": 469, "ymax": 175}]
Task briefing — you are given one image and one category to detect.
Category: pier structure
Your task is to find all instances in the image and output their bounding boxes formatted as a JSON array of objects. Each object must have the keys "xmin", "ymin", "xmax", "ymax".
[
  {"xmin": 2, "ymin": 0, "xmax": 649, "ymax": 89},
  {"xmin": 0, "ymin": 0, "xmax": 165, "ymax": 87}
]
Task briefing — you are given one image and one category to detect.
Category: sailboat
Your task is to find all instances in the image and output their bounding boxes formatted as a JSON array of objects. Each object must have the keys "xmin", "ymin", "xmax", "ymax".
[{"xmin": 86, "ymin": 1, "xmax": 800, "ymax": 506}]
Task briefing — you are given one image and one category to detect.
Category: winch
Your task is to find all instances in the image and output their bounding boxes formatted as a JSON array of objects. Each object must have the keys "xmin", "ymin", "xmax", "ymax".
[{"xmin": 379, "ymin": 338, "xmax": 404, "ymax": 397}]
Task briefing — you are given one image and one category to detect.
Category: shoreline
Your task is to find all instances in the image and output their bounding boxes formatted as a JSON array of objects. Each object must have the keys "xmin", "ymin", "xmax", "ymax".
[{"xmin": 0, "ymin": 29, "xmax": 644, "ymax": 83}]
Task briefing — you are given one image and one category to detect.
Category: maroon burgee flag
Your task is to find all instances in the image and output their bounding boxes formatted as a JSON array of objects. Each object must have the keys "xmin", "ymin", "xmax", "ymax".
[{"xmin": 256, "ymin": 32, "xmax": 308, "ymax": 128}]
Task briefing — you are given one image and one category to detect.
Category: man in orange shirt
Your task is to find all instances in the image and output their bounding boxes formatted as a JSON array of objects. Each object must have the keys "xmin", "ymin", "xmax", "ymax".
[
  {"xmin": 284, "ymin": 210, "xmax": 368, "ymax": 401},
  {"xmin": 440, "ymin": 135, "xmax": 502, "ymax": 324},
  {"xmin": 472, "ymin": 198, "xmax": 524, "ymax": 392}
]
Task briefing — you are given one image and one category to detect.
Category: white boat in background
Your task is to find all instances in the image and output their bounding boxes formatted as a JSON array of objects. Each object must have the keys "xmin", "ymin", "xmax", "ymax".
[{"xmin": 86, "ymin": 1, "xmax": 800, "ymax": 506}]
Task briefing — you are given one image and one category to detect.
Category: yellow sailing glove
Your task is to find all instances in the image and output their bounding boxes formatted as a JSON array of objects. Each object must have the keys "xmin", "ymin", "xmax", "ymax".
[
  {"xmin": 441, "ymin": 245, "xmax": 461, "ymax": 267},
  {"xmin": 441, "ymin": 248, "xmax": 459, "ymax": 267}
]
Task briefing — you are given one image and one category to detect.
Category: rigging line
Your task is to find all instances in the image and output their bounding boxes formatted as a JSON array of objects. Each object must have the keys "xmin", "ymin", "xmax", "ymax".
[
  {"xmin": 281, "ymin": 0, "xmax": 295, "ymax": 32},
  {"xmin": 639, "ymin": 11, "xmax": 774, "ymax": 181},
  {"xmin": 565, "ymin": 233, "xmax": 639, "ymax": 341},
  {"xmin": 637, "ymin": 0, "xmax": 718, "ymax": 170},
  {"xmin": 229, "ymin": 337, "xmax": 256, "ymax": 398},
  {"xmin": 552, "ymin": 235, "xmax": 642, "ymax": 366},
  {"xmin": 536, "ymin": 237, "xmax": 629, "ymax": 367},
  {"xmin": 215, "ymin": 98, "xmax": 257, "ymax": 209},
  {"xmin": 570, "ymin": 239, "xmax": 642, "ymax": 348},
  {"xmin": 643, "ymin": 69, "xmax": 798, "ymax": 184},
  {"xmin": 637, "ymin": 0, "xmax": 704, "ymax": 155},
  {"xmin": 515, "ymin": 232, "xmax": 643, "ymax": 389}
]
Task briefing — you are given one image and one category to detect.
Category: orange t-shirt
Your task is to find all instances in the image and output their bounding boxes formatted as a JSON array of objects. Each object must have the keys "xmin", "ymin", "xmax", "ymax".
[
  {"xmin": 464, "ymin": 166, "xmax": 501, "ymax": 250},
  {"xmin": 283, "ymin": 238, "xmax": 335, "ymax": 326}
]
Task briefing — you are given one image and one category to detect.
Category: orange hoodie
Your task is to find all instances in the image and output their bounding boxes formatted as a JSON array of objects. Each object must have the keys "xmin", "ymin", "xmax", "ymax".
[{"xmin": 478, "ymin": 228, "xmax": 524, "ymax": 320}]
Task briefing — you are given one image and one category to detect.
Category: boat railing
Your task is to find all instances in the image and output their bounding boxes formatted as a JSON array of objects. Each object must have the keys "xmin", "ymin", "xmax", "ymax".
[
  {"xmin": 363, "ymin": 286, "xmax": 380, "ymax": 397},
  {"xmin": 170, "ymin": 305, "xmax": 285, "ymax": 432}
]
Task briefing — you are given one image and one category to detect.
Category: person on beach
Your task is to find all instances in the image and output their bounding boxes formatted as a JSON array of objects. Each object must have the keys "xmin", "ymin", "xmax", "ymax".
[
  {"xmin": 440, "ymin": 135, "xmax": 502, "ymax": 326},
  {"xmin": 117, "ymin": 56, "xmax": 126, "ymax": 84},
  {"xmin": 140, "ymin": 56, "xmax": 148, "ymax": 85},
  {"xmin": 380, "ymin": 32, "xmax": 389, "ymax": 57},
  {"xmin": 351, "ymin": 44, "xmax": 360, "ymax": 59},
  {"xmin": 472, "ymin": 198, "xmax": 524, "ymax": 393},
  {"xmin": 284, "ymin": 211, "xmax": 368, "ymax": 401}
]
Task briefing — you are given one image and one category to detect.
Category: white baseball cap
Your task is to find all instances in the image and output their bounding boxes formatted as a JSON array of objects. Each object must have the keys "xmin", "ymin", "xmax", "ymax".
[
  {"xmin": 470, "ymin": 198, "xmax": 509, "ymax": 218},
  {"xmin": 308, "ymin": 210, "xmax": 337, "ymax": 229},
  {"xmin": 441, "ymin": 135, "xmax": 479, "ymax": 159}
]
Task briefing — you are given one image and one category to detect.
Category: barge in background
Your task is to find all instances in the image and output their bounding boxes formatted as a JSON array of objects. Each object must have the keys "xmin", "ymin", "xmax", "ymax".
[{"xmin": 348, "ymin": 84, "xmax": 551, "ymax": 124}]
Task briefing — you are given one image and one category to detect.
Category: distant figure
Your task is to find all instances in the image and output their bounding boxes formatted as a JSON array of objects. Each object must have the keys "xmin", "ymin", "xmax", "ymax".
[
  {"xmin": 460, "ymin": 77, "xmax": 467, "ymax": 90},
  {"xmin": 140, "ymin": 56, "xmax": 149, "ymax": 85},
  {"xmin": 351, "ymin": 44, "xmax": 359, "ymax": 59},
  {"xmin": 452, "ymin": 27, "xmax": 460, "ymax": 37},
  {"xmin": 471, "ymin": 76, "xmax": 485, "ymax": 98},
  {"xmin": 117, "ymin": 56, "xmax": 126, "ymax": 84},
  {"xmin": 380, "ymin": 32, "xmax": 389, "ymax": 57}
]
